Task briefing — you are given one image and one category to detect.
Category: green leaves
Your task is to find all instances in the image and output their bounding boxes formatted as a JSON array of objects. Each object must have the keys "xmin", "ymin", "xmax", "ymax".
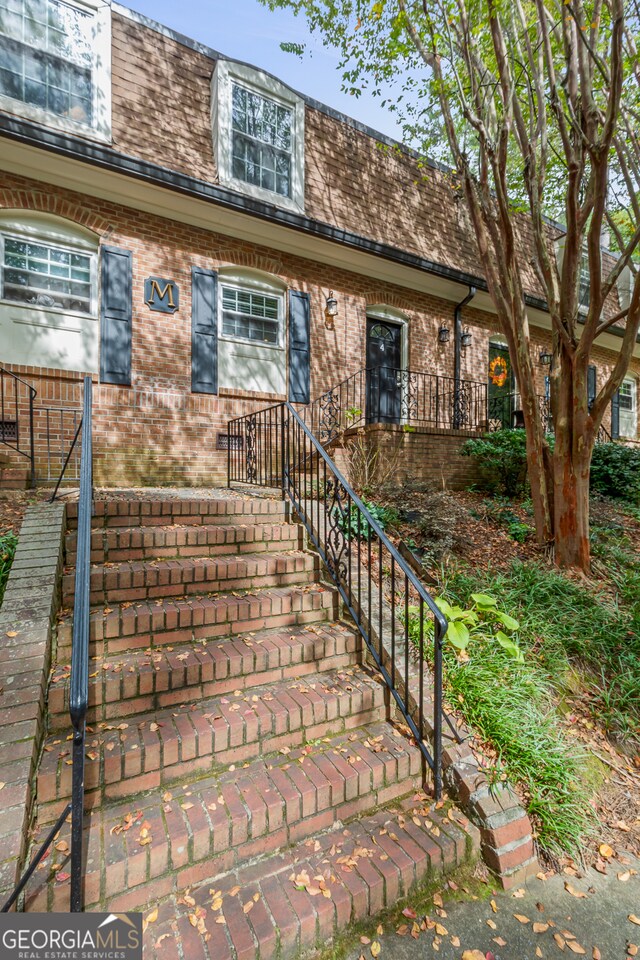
[
  {"xmin": 446, "ymin": 619, "xmax": 471, "ymax": 650},
  {"xmin": 495, "ymin": 610, "xmax": 520, "ymax": 632},
  {"xmin": 432, "ymin": 590, "xmax": 522, "ymax": 658},
  {"xmin": 496, "ymin": 630, "xmax": 524, "ymax": 663}
]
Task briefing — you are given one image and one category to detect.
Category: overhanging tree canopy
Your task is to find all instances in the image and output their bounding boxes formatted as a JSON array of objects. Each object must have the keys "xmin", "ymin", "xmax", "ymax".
[{"xmin": 264, "ymin": 0, "xmax": 640, "ymax": 571}]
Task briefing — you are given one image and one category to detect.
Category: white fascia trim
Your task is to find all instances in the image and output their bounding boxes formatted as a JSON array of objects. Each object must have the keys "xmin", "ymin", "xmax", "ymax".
[
  {"xmin": 0, "ymin": 0, "xmax": 112, "ymax": 143},
  {"xmin": 212, "ymin": 58, "xmax": 305, "ymax": 215}
]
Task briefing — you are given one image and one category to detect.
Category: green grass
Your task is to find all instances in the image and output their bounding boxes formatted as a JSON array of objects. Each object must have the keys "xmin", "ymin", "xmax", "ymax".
[
  {"xmin": 0, "ymin": 531, "xmax": 18, "ymax": 607},
  {"xmin": 405, "ymin": 592, "xmax": 596, "ymax": 858},
  {"xmin": 444, "ymin": 560, "xmax": 640, "ymax": 741}
]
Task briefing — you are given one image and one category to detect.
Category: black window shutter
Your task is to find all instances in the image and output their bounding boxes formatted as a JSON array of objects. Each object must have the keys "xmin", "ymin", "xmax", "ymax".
[
  {"xmin": 191, "ymin": 266, "xmax": 218, "ymax": 394},
  {"xmin": 288, "ymin": 290, "xmax": 310, "ymax": 404},
  {"xmin": 587, "ymin": 365, "xmax": 597, "ymax": 410},
  {"xmin": 611, "ymin": 390, "xmax": 620, "ymax": 439},
  {"xmin": 100, "ymin": 246, "xmax": 133, "ymax": 385}
]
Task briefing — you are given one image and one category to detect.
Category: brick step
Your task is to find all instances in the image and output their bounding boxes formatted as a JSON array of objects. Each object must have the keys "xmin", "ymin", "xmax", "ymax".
[
  {"xmin": 65, "ymin": 521, "xmax": 302, "ymax": 564},
  {"xmin": 122, "ymin": 799, "xmax": 475, "ymax": 955},
  {"xmin": 55, "ymin": 584, "xmax": 338, "ymax": 660},
  {"xmin": 26, "ymin": 722, "xmax": 432, "ymax": 913},
  {"xmin": 0, "ymin": 466, "xmax": 29, "ymax": 490},
  {"xmin": 47, "ymin": 622, "xmax": 362, "ymax": 729},
  {"xmin": 66, "ymin": 497, "xmax": 289, "ymax": 530},
  {"xmin": 62, "ymin": 551, "xmax": 320, "ymax": 606},
  {"xmin": 37, "ymin": 666, "xmax": 388, "ymax": 819}
]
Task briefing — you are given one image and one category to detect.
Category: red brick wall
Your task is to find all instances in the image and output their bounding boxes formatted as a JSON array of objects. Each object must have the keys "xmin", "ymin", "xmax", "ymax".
[{"xmin": 0, "ymin": 172, "xmax": 637, "ymax": 487}]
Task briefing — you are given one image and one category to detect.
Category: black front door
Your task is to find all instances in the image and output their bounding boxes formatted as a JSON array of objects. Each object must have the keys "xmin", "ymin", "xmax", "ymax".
[{"xmin": 366, "ymin": 319, "xmax": 402, "ymax": 423}]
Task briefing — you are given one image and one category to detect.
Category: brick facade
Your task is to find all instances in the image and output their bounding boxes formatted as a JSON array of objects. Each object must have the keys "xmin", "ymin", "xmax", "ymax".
[
  {"xmin": 0, "ymin": 7, "xmax": 638, "ymax": 487},
  {"xmin": 0, "ymin": 167, "xmax": 637, "ymax": 485}
]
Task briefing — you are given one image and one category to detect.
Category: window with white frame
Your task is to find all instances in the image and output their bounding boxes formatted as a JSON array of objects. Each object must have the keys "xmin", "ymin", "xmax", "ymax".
[
  {"xmin": 578, "ymin": 255, "xmax": 590, "ymax": 310},
  {"xmin": 0, "ymin": 213, "xmax": 99, "ymax": 374},
  {"xmin": 0, "ymin": 0, "xmax": 111, "ymax": 138},
  {"xmin": 213, "ymin": 60, "xmax": 305, "ymax": 212},
  {"xmin": 217, "ymin": 268, "xmax": 287, "ymax": 396},
  {"xmin": 1, "ymin": 233, "xmax": 94, "ymax": 313},
  {"xmin": 619, "ymin": 377, "xmax": 637, "ymax": 439},
  {"xmin": 221, "ymin": 284, "xmax": 282, "ymax": 346}
]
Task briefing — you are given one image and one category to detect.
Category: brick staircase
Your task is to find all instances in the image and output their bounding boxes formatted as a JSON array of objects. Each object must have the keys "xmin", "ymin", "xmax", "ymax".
[
  {"xmin": 0, "ymin": 451, "xmax": 29, "ymax": 490},
  {"xmin": 27, "ymin": 493, "xmax": 478, "ymax": 957}
]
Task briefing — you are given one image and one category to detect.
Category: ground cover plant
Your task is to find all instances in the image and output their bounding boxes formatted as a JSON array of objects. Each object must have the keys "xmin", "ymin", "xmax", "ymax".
[
  {"xmin": 405, "ymin": 587, "xmax": 597, "ymax": 857},
  {"xmin": 373, "ymin": 478, "xmax": 640, "ymax": 861},
  {"xmin": 0, "ymin": 530, "xmax": 18, "ymax": 607}
]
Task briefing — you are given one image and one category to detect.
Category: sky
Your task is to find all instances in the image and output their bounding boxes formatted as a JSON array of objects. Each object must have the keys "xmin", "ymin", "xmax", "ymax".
[{"xmin": 124, "ymin": 0, "xmax": 405, "ymax": 140}]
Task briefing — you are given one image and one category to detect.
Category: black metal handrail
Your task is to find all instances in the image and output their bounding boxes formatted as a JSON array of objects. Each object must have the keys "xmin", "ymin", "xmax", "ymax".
[
  {"xmin": 227, "ymin": 401, "xmax": 450, "ymax": 797},
  {"xmin": 302, "ymin": 366, "xmax": 489, "ymax": 442},
  {"xmin": 48, "ymin": 413, "xmax": 83, "ymax": 502},
  {"xmin": 0, "ymin": 367, "xmax": 36, "ymax": 486},
  {"xmin": 1, "ymin": 803, "xmax": 72, "ymax": 912},
  {"xmin": 69, "ymin": 376, "xmax": 93, "ymax": 911}
]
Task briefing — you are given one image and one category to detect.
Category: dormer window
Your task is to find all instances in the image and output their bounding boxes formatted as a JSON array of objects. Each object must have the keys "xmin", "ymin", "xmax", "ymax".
[
  {"xmin": 231, "ymin": 84, "xmax": 292, "ymax": 199},
  {"xmin": 0, "ymin": 0, "xmax": 111, "ymax": 140},
  {"xmin": 213, "ymin": 60, "xmax": 304, "ymax": 213},
  {"xmin": 578, "ymin": 255, "xmax": 590, "ymax": 311}
]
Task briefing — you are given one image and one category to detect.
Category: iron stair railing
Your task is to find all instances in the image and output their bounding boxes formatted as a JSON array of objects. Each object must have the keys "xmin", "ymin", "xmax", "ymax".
[
  {"xmin": 227, "ymin": 401, "xmax": 453, "ymax": 798},
  {"xmin": 69, "ymin": 376, "xmax": 93, "ymax": 911},
  {"xmin": 0, "ymin": 367, "xmax": 36, "ymax": 487},
  {"xmin": 1, "ymin": 376, "xmax": 92, "ymax": 913}
]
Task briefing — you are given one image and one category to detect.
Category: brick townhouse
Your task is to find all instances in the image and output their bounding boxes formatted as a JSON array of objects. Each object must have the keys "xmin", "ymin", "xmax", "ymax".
[{"xmin": 0, "ymin": 0, "xmax": 638, "ymax": 487}]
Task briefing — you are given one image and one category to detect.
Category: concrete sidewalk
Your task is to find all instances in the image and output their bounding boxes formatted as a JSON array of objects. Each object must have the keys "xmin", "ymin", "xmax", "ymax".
[{"xmin": 347, "ymin": 856, "xmax": 640, "ymax": 960}]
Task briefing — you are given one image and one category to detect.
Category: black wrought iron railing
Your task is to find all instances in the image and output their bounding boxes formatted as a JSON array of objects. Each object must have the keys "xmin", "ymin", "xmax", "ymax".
[
  {"xmin": 227, "ymin": 402, "xmax": 451, "ymax": 797},
  {"xmin": 69, "ymin": 376, "xmax": 93, "ymax": 911},
  {"xmin": 48, "ymin": 408, "xmax": 83, "ymax": 502},
  {"xmin": 303, "ymin": 367, "xmax": 489, "ymax": 442},
  {"xmin": 0, "ymin": 367, "xmax": 36, "ymax": 486},
  {"xmin": 1, "ymin": 377, "xmax": 92, "ymax": 913}
]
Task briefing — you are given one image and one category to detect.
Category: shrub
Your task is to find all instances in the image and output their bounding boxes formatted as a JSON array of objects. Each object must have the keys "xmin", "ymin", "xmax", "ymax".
[
  {"xmin": 590, "ymin": 443, "xmax": 640, "ymax": 504},
  {"xmin": 334, "ymin": 498, "xmax": 397, "ymax": 540},
  {"xmin": 0, "ymin": 531, "xmax": 18, "ymax": 607},
  {"xmin": 462, "ymin": 430, "xmax": 529, "ymax": 497}
]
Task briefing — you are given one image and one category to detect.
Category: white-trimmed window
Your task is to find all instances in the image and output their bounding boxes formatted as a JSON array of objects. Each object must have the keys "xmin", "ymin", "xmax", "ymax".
[
  {"xmin": 0, "ymin": 0, "xmax": 111, "ymax": 140},
  {"xmin": 0, "ymin": 212, "xmax": 99, "ymax": 374},
  {"xmin": 221, "ymin": 285, "xmax": 282, "ymax": 347},
  {"xmin": 217, "ymin": 267, "xmax": 286, "ymax": 395},
  {"xmin": 619, "ymin": 377, "xmax": 637, "ymax": 439},
  {"xmin": 1, "ymin": 233, "xmax": 94, "ymax": 314},
  {"xmin": 212, "ymin": 59, "xmax": 305, "ymax": 212}
]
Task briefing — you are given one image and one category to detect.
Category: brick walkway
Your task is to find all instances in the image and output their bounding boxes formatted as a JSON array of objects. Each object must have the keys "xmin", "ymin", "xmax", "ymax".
[{"xmin": 24, "ymin": 492, "xmax": 479, "ymax": 956}]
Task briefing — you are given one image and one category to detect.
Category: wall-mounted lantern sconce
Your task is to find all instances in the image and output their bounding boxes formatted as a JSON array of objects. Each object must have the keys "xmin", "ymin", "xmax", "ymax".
[
  {"xmin": 539, "ymin": 350, "xmax": 552, "ymax": 366},
  {"xmin": 324, "ymin": 291, "xmax": 338, "ymax": 329},
  {"xmin": 461, "ymin": 329, "xmax": 473, "ymax": 348},
  {"xmin": 438, "ymin": 323, "xmax": 450, "ymax": 344}
]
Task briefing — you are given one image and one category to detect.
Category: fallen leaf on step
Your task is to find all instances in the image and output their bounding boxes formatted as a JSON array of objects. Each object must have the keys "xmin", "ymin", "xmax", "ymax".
[
  {"xmin": 592, "ymin": 949, "xmax": 602, "ymax": 960},
  {"xmin": 514, "ymin": 914, "xmax": 530, "ymax": 924},
  {"xmin": 462, "ymin": 952, "xmax": 485, "ymax": 960},
  {"xmin": 533, "ymin": 922, "xmax": 549, "ymax": 933},
  {"xmin": 370, "ymin": 941, "xmax": 381, "ymax": 957},
  {"xmin": 564, "ymin": 882, "xmax": 587, "ymax": 898},
  {"xmin": 630, "ymin": 917, "xmax": 640, "ymax": 926},
  {"xmin": 566, "ymin": 942, "xmax": 586, "ymax": 955},
  {"xmin": 598, "ymin": 843, "xmax": 614, "ymax": 859}
]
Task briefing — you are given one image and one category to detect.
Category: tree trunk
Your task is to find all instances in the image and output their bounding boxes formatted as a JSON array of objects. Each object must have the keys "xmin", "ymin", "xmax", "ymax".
[{"xmin": 553, "ymin": 444, "xmax": 591, "ymax": 571}]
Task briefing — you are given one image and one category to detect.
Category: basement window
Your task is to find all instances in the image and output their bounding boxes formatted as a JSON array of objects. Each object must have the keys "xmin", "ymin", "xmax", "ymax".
[
  {"xmin": 0, "ymin": 0, "xmax": 111, "ymax": 139},
  {"xmin": 212, "ymin": 59, "xmax": 305, "ymax": 213}
]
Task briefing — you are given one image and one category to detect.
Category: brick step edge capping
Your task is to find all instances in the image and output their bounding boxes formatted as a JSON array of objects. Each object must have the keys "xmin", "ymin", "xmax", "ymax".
[
  {"xmin": 351, "ymin": 570, "xmax": 539, "ymax": 890},
  {"xmin": 0, "ymin": 501, "xmax": 66, "ymax": 906}
]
